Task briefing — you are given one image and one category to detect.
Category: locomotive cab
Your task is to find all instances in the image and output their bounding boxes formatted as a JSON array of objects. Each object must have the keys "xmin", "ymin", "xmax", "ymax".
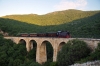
[{"xmin": 57, "ymin": 31, "xmax": 71, "ymax": 38}]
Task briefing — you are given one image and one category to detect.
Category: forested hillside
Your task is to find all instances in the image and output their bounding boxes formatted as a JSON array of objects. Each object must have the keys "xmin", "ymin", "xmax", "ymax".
[{"xmin": 0, "ymin": 9, "xmax": 100, "ymax": 38}]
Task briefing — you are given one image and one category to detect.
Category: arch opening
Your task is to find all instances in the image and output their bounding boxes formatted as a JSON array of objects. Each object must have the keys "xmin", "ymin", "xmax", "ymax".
[
  {"xmin": 40, "ymin": 40, "xmax": 53, "ymax": 63},
  {"xmin": 19, "ymin": 39, "xmax": 26, "ymax": 45},
  {"xmin": 58, "ymin": 42, "xmax": 66, "ymax": 52},
  {"xmin": 27, "ymin": 40, "xmax": 37, "ymax": 61},
  {"xmin": 18, "ymin": 39, "xmax": 27, "ymax": 55},
  {"xmin": 29, "ymin": 40, "xmax": 37, "ymax": 50}
]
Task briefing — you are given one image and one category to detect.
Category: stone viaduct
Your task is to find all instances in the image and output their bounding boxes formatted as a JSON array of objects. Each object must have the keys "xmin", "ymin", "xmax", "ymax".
[{"xmin": 4, "ymin": 37, "xmax": 100, "ymax": 64}]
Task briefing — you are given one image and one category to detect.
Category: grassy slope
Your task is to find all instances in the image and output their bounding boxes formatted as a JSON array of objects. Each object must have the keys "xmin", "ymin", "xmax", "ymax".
[
  {"xmin": 2, "ymin": 9, "xmax": 100, "ymax": 26},
  {"xmin": 0, "ymin": 9, "xmax": 100, "ymax": 38}
]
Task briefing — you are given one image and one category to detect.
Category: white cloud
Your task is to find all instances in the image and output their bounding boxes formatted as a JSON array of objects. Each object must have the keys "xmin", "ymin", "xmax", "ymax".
[{"xmin": 54, "ymin": 0, "xmax": 87, "ymax": 11}]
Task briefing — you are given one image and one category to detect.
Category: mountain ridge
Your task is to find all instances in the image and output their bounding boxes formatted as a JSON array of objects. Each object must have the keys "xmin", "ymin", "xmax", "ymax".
[{"xmin": 2, "ymin": 9, "xmax": 100, "ymax": 26}]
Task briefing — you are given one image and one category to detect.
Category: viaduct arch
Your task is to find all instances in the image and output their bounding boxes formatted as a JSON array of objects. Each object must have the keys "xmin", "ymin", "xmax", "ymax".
[{"xmin": 4, "ymin": 37, "xmax": 100, "ymax": 64}]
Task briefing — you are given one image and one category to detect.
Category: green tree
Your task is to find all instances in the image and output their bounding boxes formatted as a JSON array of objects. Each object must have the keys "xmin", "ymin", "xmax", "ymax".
[
  {"xmin": 50, "ymin": 62, "xmax": 58, "ymax": 66},
  {"xmin": 13, "ymin": 59, "xmax": 22, "ymax": 66},
  {"xmin": 29, "ymin": 62, "xmax": 41, "ymax": 66},
  {"xmin": 78, "ymin": 42, "xmax": 100, "ymax": 63},
  {"xmin": 57, "ymin": 39, "xmax": 91, "ymax": 66}
]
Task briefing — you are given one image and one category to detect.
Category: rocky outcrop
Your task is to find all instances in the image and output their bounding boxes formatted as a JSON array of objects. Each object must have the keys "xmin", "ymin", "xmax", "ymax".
[
  {"xmin": 70, "ymin": 60, "xmax": 100, "ymax": 66},
  {"xmin": 0, "ymin": 29, "xmax": 9, "ymax": 36}
]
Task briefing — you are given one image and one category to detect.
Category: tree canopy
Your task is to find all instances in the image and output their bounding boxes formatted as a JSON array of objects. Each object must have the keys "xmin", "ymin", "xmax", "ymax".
[{"xmin": 57, "ymin": 39, "xmax": 91, "ymax": 66}]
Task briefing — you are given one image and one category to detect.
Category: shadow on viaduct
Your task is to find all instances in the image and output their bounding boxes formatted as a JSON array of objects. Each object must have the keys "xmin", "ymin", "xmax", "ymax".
[{"xmin": 4, "ymin": 37, "xmax": 100, "ymax": 64}]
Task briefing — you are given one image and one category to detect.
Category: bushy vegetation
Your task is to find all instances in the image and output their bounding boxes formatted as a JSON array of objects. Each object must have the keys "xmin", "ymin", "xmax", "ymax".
[
  {"xmin": 0, "ymin": 34, "xmax": 54, "ymax": 66},
  {"xmin": 57, "ymin": 39, "xmax": 91, "ymax": 66},
  {"xmin": 0, "ymin": 34, "xmax": 26, "ymax": 66},
  {"xmin": 78, "ymin": 42, "xmax": 100, "ymax": 63},
  {"xmin": 0, "ymin": 34, "xmax": 41, "ymax": 66}
]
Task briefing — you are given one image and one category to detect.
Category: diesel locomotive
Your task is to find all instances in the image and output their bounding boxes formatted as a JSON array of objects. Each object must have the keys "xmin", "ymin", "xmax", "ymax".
[{"xmin": 18, "ymin": 31, "xmax": 71, "ymax": 38}]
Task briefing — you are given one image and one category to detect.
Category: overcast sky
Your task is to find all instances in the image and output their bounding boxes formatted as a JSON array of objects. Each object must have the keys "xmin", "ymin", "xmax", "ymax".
[{"xmin": 0, "ymin": 0, "xmax": 100, "ymax": 17}]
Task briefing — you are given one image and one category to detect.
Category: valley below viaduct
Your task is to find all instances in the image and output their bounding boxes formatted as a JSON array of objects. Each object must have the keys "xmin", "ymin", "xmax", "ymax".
[{"xmin": 4, "ymin": 37, "xmax": 100, "ymax": 64}]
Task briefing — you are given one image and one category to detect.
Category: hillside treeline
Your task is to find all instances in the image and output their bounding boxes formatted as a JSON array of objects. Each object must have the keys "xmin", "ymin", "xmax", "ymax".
[
  {"xmin": 3, "ymin": 9, "xmax": 100, "ymax": 26},
  {"xmin": 0, "ymin": 10, "xmax": 100, "ymax": 38}
]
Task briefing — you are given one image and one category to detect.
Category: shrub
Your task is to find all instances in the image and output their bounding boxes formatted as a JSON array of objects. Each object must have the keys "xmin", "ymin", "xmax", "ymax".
[
  {"xmin": 29, "ymin": 62, "xmax": 41, "ymax": 66},
  {"xmin": 78, "ymin": 42, "xmax": 100, "ymax": 63},
  {"xmin": 88, "ymin": 42, "xmax": 100, "ymax": 60},
  {"xmin": 57, "ymin": 39, "xmax": 91, "ymax": 66},
  {"xmin": 50, "ymin": 62, "xmax": 58, "ymax": 66}
]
